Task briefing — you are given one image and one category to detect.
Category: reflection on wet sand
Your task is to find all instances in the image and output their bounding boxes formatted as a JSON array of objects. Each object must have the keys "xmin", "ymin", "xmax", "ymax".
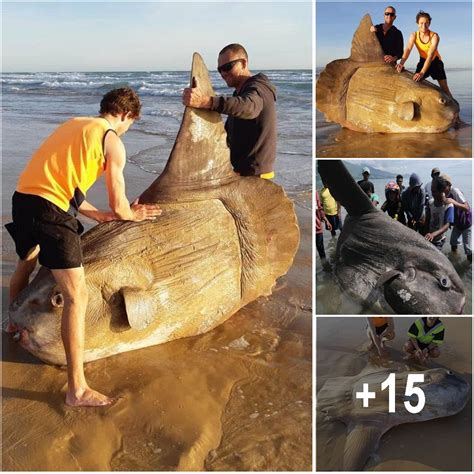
[
  {"xmin": 1, "ymin": 196, "xmax": 312, "ymax": 472},
  {"xmin": 316, "ymin": 317, "xmax": 472, "ymax": 471},
  {"xmin": 316, "ymin": 124, "xmax": 472, "ymax": 158}
]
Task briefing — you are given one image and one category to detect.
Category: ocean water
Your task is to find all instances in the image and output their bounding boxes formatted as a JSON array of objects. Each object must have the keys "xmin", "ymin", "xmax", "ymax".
[
  {"xmin": 1, "ymin": 70, "xmax": 312, "ymax": 211},
  {"xmin": 316, "ymin": 68, "xmax": 473, "ymax": 158},
  {"xmin": 316, "ymin": 173, "xmax": 473, "ymax": 315}
]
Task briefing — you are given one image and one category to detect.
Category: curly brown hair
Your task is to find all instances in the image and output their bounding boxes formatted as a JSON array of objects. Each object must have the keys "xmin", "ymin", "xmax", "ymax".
[
  {"xmin": 416, "ymin": 10, "xmax": 432, "ymax": 24},
  {"xmin": 99, "ymin": 87, "xmax": 142, "ymax": 119}
]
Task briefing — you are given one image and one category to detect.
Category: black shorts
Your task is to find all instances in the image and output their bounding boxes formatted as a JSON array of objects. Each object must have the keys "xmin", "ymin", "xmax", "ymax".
[
  {"xmin": 416, "ymin": 57, "xmax": 447, "ymax": 81},
  {"xmin": 5, "ymin": 192, "xmax": 84, "ymax": 269},
  {"xmin": 375, "ymin": 323, "xmax": 388, "ymax": 336}
]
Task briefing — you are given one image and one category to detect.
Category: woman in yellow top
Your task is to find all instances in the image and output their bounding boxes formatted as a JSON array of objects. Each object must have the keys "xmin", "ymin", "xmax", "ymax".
[{"xmin": 396, "ymin": 11, "xmax": 453, "ymax": 99}]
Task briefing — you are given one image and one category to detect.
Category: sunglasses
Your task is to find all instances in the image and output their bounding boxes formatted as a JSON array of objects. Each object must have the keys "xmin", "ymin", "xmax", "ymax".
[
  {"xmin": 217, "ymin": 59, "xmax": 244, "ymax": 74},
  {"xmin": 384, "ymin": 12, "xmax": 395, "ymax": 16}
]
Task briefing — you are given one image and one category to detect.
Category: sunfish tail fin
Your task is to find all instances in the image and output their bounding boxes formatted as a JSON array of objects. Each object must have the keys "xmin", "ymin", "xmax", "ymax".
[
  {"xmin": 343, "ymin": 423, "xmax": 384, "ymax": 471},
  {"xmin": 140, "ymin": 52, "xmax": 236, "ymax": 203},
  {"xmin": 351, "ymin": 14, "xmax": 384, "ymax": 63},
  {"xmin": 317, "ymin": 160, "xmax": 374, "ymax": 216}
]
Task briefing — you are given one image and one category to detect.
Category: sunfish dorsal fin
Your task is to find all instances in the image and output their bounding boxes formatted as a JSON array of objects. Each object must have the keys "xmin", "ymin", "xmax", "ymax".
[
  {"xmin": 350, "ymin": 14, "xmax": 384, "ymax": 62},
  {"xmin": 140, "ymin": 52, "xmax": 237, "ymax": 202}
]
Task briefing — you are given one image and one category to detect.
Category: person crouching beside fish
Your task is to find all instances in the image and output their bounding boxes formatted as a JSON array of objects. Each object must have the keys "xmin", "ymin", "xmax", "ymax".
[
  {"xmin": 366, "ymin": 317, "xmax": 395, "ymax": 357},
  {"xmin": 369, "ymin": 5, "xmax": 404, "ymax": 65},
  {"xmin": 5, "ymin": 88, "xmax": 162, "ymax": 407},
  {"xmin": 396, "ymin": 11, "xmax": 455, "ymax": 101},
  {"xmin": 424, "ymin": 176, "xmax": 454, "ymax": 249},
  {"xmin": 404, "ymin": 317, "xmax": 445, "ymax": 364}
]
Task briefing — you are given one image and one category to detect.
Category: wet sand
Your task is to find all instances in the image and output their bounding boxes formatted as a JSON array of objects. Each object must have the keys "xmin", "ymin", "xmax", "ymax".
[
  {"xmin": 316, "ymin": 317, "xmax": 472, "ymax": 471},
  {"xmin": 316, "ymin": 120, "xmax": 473, "ymax": 158},
  {"xmin": 1, "ymin": 168, "xmax": 312, "ymax": 471}
]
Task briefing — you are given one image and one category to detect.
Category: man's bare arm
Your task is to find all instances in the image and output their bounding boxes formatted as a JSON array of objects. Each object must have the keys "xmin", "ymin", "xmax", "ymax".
[
  {"xmin": 78, "ymin": 200, "xmax": 115, "ymax": 223},
  {"xmin": 104, "ymin": 132, "xmax": 162, "ymax": 221}
]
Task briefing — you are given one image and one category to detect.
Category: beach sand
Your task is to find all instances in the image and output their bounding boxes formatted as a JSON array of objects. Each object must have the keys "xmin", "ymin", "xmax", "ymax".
[
  {"xmin": 316, "ymin": 122, "xmax": 473, "ymax": 158},
  {"xmin": 316, "ymin": 317, "xmax": 472, "ymax": 471},
  {"xmin": 1, "ymin": 168, "xmax": 312, "ymax": 471}
]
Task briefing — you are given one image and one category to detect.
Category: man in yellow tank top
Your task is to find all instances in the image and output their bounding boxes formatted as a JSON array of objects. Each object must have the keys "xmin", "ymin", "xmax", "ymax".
[
  {"xmin": 396, "ymin": 11, "xmax": 455, "ymax": 100},
  {"xmin": 6, "ymin": 88, "xmax": 162, "ymax": 407}
]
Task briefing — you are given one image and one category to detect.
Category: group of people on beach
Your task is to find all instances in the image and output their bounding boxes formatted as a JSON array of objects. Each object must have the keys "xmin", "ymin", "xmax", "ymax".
[
  {"xmin": 367, "ymin": 316, "xmax": 445, "ymax": 364},
  {"xmin": 316, "ymin": 166, "xmax": 472, "ymax": 270},
  {"xmin": 371, "ymin": 6, "xmax": 455, "ymax": 101},
  {"xmin": 5, "ymin": 43, "xmax": 277, "ymax": 407}
]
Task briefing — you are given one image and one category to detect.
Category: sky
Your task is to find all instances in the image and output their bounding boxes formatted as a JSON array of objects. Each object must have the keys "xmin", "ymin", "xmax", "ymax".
[
  {"xmin": 2, "ymin": 1, "xmax": 312, "ymax": 72},
  {"xmin": 344, "ymin": 159, "xmax": 473, "ymax": 201},
  {"xmin": 316, "ymin": 1, "xmax": 472, "ymax": 69}
]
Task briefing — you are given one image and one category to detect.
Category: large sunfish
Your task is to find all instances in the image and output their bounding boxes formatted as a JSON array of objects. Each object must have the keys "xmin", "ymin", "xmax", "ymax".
[
  {"xmin": 8, "ymin": 53, "xmax": 300, "ymax": 365},
  {"xmin": 316, "ymin": 14, "xmax": 459, "ymax": 133},
  {"xmin": 317, "ymin": 364, "xmax": 470, "ymax": 470},
  {"xmin": 317, "ymin": 160, "xmax": 465, "ymax": 314}
]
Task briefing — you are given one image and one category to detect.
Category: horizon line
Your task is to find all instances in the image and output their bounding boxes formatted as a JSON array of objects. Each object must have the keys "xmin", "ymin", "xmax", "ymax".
[{"xmin": 2, "ymin": 67, "xmax": 312, "ymax": 74}]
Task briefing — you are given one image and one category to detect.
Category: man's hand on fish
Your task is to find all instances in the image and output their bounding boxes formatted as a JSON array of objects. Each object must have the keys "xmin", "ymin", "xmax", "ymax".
[
  {"xmin": 424, "ymin": 232, "xmax": 435, "ymax": 242},
  {"xmin": 413, "ymin": 71, "xmax": 425, "ymax": 82},
  {"xmin": 130, "ymin": 199, "xmax": 162, "ymax": 221},
  {"xmin": 369, "ymin": 25, "xmax": 377, "ymax": 33},
  {"xmin": 395, "ymin": 63, "xmax": 404, "ymax": 73},
  {"xmin": 384, "ymin": 55, "xmax": 397, "ymax": 64},
  {"xmin": 182, "ymin": 77, "xmax": 212, "ymax": 109}
]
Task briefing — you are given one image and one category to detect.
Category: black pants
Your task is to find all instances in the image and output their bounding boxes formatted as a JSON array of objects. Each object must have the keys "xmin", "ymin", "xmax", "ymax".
[{"xmin": 316, "ymin": 233, "xmax": 326, "ymax": 259}]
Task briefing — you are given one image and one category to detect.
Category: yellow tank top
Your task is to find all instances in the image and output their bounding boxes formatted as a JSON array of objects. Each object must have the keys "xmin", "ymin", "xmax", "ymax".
[
  {"xmin": 320, "ymin": 187, "xmax": 338, "ymax": 216},
  {"xmin": 372, "ymin": 317, "xmax": 388, "ymax": 328},
  {"xmin": 415, "ymin": 31, "xmax": 441, "ymax": 60},
  {"xmin": 17, "ymin": 117, "xmax": 114, "ymax": 213}
]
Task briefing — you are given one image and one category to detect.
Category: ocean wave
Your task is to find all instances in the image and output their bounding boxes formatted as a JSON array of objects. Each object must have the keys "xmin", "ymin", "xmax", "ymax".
[{"xmin": 138, "ymin": 86, "xmax": 183, "ymax": 96}]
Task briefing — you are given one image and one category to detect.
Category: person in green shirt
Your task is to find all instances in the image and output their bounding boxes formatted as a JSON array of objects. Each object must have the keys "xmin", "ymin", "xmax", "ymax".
[{"xmin": 403, "ymin": 317, "xmax": 445, "ymax": 364}]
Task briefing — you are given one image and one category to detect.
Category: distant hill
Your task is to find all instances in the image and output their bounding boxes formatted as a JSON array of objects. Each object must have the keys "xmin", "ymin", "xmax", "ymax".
[{"xmin": 316, "ymin": 160, "xmax": 395, "ymax": 188}]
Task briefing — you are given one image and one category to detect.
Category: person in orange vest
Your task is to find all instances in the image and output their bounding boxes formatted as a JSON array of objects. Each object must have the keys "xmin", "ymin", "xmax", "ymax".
[
  {"xmin": 6, "ymin": 88, "xmax": 162, "ymax": 407},
  {"xmin": 366, "ymin": 317, "xmax": 395, "ymax": 357}
]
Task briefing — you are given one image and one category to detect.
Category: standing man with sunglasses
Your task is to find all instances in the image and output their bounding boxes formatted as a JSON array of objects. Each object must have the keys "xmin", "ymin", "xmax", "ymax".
[
  {"xmin": 370, "ymin": 6, "xmax": 404, "ymax": 64},
  {"xmin": 182, "ymin": 43, "xmax": 277, "ymax": 178}
]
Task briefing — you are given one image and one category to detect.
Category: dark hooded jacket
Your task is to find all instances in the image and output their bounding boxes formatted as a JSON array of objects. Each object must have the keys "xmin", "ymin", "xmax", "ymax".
[{"xmin": 210, "ymin": 73, "xmax": 277, "ymax": 176}]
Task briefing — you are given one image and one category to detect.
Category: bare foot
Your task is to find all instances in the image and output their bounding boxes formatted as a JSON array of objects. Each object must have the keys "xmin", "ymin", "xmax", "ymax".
[
  {"xmin": 66, "ymin": 387, "xmax": 116, "ymax": 407},
  {"xmin": 5, "ymin": 321, "xmax": 19, "ymax": 334}
]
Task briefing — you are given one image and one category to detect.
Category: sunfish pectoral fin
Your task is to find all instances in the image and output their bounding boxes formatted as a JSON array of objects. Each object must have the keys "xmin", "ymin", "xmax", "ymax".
[
  {"xmin": 350, "ymin": 14, "xmax": 384, "ymax": 62},
  {"xmin": 121, "ymin": 287, "xmax": 157, "ymax": 330},
  {"xmin": 398, "ymin": 102, "xmax": 415, "ymax": 121},
  {"xmin": 343, "ymin": 423, "xmax": 384, "ymax": 471},
  {"xmin": 376, "ymin": 269, "xmax": 401, "ymax": 288}
]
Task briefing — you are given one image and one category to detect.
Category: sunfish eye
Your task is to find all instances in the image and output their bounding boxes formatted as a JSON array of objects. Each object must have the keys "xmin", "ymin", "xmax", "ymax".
[
  {"xmin": 439, "ymin": 276, "xmax": 451, "ymax": 290},
  {"xmin": 405, "ymin": 267, "xmax": 416, "ymax": 282},
  {"xmin": 438, "ymin": 97, "xmax": 446, "ymax": 105},
  {"xmin": 51, "ymin": 292, "xmax": 64, "ymax": 308}
]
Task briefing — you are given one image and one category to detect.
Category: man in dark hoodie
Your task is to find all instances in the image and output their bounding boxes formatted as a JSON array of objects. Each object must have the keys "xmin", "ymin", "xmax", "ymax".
[{"xmin": 182, "ymin": 43, "xmax": 277, "ymax": 178}]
